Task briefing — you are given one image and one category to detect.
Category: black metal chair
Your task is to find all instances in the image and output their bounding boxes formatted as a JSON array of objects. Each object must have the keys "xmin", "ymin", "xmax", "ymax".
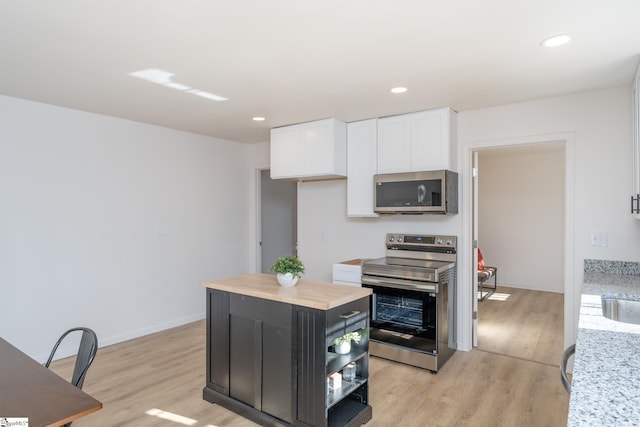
[
  {"xmin": 45, "ymin": 327, "xmax": 98, "ymax": 390},
  {"xmin": 560, "ymin": 344, "xmax": 576, "ymax": 393}
]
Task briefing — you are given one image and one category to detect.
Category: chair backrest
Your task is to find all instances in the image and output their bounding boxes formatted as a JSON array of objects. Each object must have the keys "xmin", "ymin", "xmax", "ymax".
[{"xmin": 45, "ymin": 327, "xmax": 98, "ymax": 389}]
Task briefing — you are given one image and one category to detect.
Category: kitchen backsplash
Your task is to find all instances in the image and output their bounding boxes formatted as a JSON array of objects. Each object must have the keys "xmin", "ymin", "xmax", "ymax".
[{"xmin": 584, "ymin": 259, "xmax": 640, "ymax": 275}]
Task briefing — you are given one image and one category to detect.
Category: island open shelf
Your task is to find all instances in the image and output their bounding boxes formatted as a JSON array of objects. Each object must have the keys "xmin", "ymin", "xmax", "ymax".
[{"xmin": 203, "ymin": 273, "xmax": 373, "ymax": 427}]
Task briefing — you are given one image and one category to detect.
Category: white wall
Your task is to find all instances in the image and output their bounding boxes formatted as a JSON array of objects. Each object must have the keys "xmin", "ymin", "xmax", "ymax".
[
  {"xmin": 478, "ymin": 147, "xmax": 565, "ymax": 292},
  {"xmin": 0, "ymin": 95, "xmax": 252, "ymax": 361},
  {"xmin": 459, "ymin": 86, "xmax": 638, "ymax": 350},
  {"xmin": 296, "ymin": 180, "xmax": 461, "ymax": 281},
  {"xmin": 279, "ymin": 86, "xmax": 637, "ymax": 351},
  {"xmin": 242, "ymin": 144, "xmax": 462, "ymax": 282},
  {"xmin": 10, "ymin": 85, "xmax": 631, "ymax": 361},
  {"xmin": 460, "ymin": 87, "xmax": 639, "ymax": 271}
]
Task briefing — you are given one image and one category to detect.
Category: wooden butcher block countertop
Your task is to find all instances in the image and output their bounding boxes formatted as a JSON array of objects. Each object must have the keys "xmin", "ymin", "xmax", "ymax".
[{"xmin": 203, "ymin": 273, "xmax": 371, "ymax": 310}]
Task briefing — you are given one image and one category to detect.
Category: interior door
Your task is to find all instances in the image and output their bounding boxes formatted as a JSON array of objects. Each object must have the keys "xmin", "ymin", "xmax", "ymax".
[
  {"xmin": 260, "ymin": 169, "xmax": 297, "ymax": 273},
  {"xmin": 472, "ymin": 151, "xmax": 479, "ymax": 347}
]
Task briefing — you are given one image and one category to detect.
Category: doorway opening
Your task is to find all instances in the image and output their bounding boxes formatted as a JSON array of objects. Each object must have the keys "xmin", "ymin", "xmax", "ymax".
[
  {"xmin": 258, "ymin": 169, "xmax": 297, "ymax": 274},
  {"xmin": 473, "ymin": 143, "xmax": 565, "ymax": 366}
]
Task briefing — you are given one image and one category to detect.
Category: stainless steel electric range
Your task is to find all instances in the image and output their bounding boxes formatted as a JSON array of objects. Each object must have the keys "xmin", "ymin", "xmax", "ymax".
[{"xmin": 361, "ymin": 233, "xmax": 457, "ymax": 373}]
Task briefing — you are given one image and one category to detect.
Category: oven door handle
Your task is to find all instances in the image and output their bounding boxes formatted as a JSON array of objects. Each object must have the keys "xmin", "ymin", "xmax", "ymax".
[{"xmin": 362, "ymin": 276, "xmax": 438, "ymax": 293}]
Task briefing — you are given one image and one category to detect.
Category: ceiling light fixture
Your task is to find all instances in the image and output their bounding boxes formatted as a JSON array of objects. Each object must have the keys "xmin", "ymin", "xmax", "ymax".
[
  {"xmin": 390, "ymin": 87, "xmax": 408, "ymax": 94},
  {"xmin": 540, "ymin": 34, "xmax": 571, "ymax": 48},
  {"xmin": 129, "ymin": 68, "xmax": 228, "ymax": 101},
  {"xmin": 252, "ymin": 116, "xmax": 266, "ymax": 122}
]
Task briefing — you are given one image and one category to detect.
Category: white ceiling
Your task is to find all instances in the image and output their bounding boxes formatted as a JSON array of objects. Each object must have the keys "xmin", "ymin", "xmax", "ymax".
[{"xmin": 1, "ymin": 1, "xmax": 639, "ymax": 143}]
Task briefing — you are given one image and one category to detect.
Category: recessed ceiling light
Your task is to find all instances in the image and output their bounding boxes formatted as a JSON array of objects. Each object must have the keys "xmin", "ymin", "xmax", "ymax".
[
  {"xmin": 540, "ymin": 34, "xmax": 571, "ymax": 48},
  {"xmin": 390, "ymin": 87, "xmax": 408, "ymax": 94},
  {"xmin": 252, "ymin": 116, "xmax": 266, "ymax": 122}
]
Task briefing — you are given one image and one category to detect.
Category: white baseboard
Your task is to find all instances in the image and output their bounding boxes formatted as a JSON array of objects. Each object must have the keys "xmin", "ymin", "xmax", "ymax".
[
  {"xmin": 40, "ymin": 312, "xmax": 206, "ymax": 364},
  {"xmin": 100, "ymin": 312, "xmax": 206, "ymax": 348}
]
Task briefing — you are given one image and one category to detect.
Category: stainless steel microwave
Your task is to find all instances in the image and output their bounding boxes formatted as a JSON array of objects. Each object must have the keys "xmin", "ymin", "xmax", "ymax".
[{"xmin": 374, "ymin": 170, "xmax": 458, "ymax": 214}]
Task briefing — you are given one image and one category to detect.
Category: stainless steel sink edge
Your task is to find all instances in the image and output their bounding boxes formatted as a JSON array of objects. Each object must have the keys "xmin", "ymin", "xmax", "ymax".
[{"xmin": 601, "ymin": 294, "xmax": 640, "ymax": 325}]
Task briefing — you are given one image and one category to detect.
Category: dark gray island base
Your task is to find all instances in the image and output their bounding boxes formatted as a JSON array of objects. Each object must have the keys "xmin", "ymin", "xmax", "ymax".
[{"xmin": 203, "ymin": 274, "xmax": 373, "ymax": 427}]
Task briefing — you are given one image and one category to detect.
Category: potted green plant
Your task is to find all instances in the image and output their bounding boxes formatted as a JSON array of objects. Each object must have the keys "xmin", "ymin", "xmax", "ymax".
[
  {"xmin": 333, "ymin": 331, "xmax": 361, "ymax": 354},
  {"xmin": 270, "ymin": 256, "xmax": 305, "ymax": 287}
]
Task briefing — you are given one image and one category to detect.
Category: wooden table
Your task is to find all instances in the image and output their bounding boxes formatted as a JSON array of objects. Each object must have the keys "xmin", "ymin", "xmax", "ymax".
[{"xmin": 0, "ymin": 337, "xmax": 102, "ymax": 427}]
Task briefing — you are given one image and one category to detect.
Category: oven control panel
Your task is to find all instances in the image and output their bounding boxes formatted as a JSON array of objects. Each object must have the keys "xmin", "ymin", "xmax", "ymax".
[{"xmin": 386, "ymin": 233, "xmax": 456, "ymax": 248}]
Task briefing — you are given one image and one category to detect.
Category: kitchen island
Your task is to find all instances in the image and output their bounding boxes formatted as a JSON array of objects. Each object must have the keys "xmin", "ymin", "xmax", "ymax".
[
  {"xmin": 569, "ymin": 264, "xmax": 640, "ymax": 426},
  {"xmin": 203, "ymin": 273, "xmax": 373, "ymax": 427}
]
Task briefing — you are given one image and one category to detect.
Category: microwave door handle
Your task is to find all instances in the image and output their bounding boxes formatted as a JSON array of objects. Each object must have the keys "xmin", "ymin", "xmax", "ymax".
[{"xmin": 418, "ymin": 184, "xmax": 426, "ymax": 203}]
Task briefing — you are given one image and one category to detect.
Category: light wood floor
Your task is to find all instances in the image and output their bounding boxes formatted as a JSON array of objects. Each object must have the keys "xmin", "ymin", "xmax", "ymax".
[
  {"xmin": 51, "ymin": 298, "xmax": 568, "ymax": 427},
  {"xmin": 477, "ymin": 286, "xmax": 564, "ymax": 367}
]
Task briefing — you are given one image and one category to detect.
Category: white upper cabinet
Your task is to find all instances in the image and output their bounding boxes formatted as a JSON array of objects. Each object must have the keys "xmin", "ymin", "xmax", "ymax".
[
  {"xmin": 347, "ymin": 119, "xmax": 378, "ymax": 217},
  {"xmin": 270, "ymin": 118, "xmax": 347, "ymax": 180},
  {"xmin": 377, "ymin": 115, "xmax": 411, "ymax": 174},
  {"xmin": 377, "ymin": 108, "xmax": 457, "ymax": 174}
]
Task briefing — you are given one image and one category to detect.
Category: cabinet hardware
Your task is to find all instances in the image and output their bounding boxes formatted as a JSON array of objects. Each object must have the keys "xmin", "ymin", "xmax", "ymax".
[{"xmin": 339, "ymin": 310, "xmax": 361, "ymax": 319}]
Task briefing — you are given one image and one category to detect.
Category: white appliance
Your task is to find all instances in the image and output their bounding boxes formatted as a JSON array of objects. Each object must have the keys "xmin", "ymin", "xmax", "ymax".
[{"xmin": 332, "ymin": 259, "xmax": 365, "ymax": 287}]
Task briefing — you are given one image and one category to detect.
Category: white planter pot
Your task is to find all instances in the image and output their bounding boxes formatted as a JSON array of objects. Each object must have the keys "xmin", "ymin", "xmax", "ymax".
[
  {"xmin": 335, "ymin": 341, "xmax": 351, "ymax": 355},
  {"xmin": 277, "ymin": 272, "xmax": 299, "ymax": 287}
]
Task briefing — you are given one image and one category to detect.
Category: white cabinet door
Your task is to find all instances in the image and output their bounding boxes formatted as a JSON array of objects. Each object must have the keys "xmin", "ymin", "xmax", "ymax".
[
  {"xmin": 270, "ymin": 118, "xmax": 346, "ymax": 180},
  {"xmin": 377, "ymin": 108, "xmax": 456, "ymax": 174},
  {"xmin": 377, "ymin": 115, "xmax": 411, "ymax": 174},
  {"xmin": 270, "ymin": 126, "xmax": 304, "ymax": 178},
  {"xmin": 347, "ymin": 119, "xmax": 378, "ymax": 217},
  {"xmin": 411, "ymin": 109, "xmax": 450, "ymax": 171},
  {"xmin": 303, "ymin": 121, "xmax": 333, "ymax": 175}
]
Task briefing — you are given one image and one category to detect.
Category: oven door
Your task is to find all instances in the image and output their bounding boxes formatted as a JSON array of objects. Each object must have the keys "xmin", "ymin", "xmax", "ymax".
[{"xmin": 362, "ymin": 277, "xmax": 438, "ymax": 354}]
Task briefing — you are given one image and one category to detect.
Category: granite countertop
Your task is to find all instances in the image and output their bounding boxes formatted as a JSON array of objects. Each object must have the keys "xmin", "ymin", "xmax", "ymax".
[
  {"xmin": 568, "ymin": 271, "xmax": 640, "ymax": 426},
  {"xmin": 203, "ymin": 273, "xmax": 371, "ymax": 310}
]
